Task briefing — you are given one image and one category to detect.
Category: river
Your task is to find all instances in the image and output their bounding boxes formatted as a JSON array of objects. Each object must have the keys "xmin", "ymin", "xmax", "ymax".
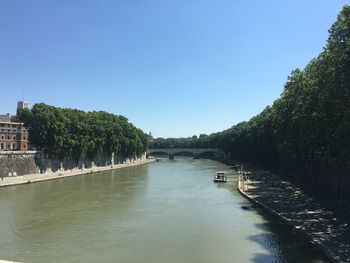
[{"xmin": 0, "ymin": 157, "xmax": 327, "ymax": 262}]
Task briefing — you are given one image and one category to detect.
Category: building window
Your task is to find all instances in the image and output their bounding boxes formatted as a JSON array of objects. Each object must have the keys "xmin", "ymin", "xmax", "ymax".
[
  {"xmin": 24, "ymin": 136, "xmax": 26, "ymax": 140},
  {"xmin": 8, "ymin": 136, "xmax": 10, "ymax": 140},
  {"xmin": 0, "ymin": 143, "xmax": 3, "ymax": 150},
  {"xmin": 13, "ymin": 143, "xmax": 16, "ymax": 150},
  {"xmin": 13, "ymin": 136, "xmax": 16, "ymax": 140}
]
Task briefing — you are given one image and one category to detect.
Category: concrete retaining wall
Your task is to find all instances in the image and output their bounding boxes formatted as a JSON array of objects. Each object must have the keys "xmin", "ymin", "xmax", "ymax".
[
  {"xmin": 0, "ymin": 151, "xmax": 147, "ymax": 177},
  {"xmin": 0, "ymin": 151, "xmax": 37, "ymax": 177}
]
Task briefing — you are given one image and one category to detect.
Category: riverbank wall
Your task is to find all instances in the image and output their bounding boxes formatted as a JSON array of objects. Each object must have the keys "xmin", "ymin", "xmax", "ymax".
[
  {"xmin": 0, "ymin": 151, "xmax": 37, "ymax": 177},
  {"xmin": 0, "ymin": 157, "xmax": 154, "ymax": 188},
  {"xmin": 0, "ymin": 151, "xmax": 148, "ymax": 178},
  {"xmin": 301, "ymin": 165, "xmax": 350, "ymax": 209}
]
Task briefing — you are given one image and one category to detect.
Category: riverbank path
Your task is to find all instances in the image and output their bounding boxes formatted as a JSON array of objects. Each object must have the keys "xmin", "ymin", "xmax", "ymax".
[
  {"xmin": 238, "ymin": 166, "xmax": 350, "ymax": 263},
  {"xmin": 0, "ymin": 159, "xmax": 154, "ymax": 188}
]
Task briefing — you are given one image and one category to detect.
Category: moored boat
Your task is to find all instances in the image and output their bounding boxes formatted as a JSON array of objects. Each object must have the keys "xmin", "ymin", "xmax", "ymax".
[{"xmin": 214, "ymin": 171, "xmax": 227, "ymax": 182}]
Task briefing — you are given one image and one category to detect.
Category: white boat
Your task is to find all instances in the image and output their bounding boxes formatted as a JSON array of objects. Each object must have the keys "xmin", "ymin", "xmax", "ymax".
[{"xmin": 214, "ymin": 171, "xmax": 227, "ymax": 182}]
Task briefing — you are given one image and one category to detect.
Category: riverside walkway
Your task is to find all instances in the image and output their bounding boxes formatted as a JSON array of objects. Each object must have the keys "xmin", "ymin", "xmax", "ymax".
[
  {"xmin": 238, "ymin": 166, "xmax": 350, "ymax": 263},
  {"xmin": 0, "ymin": 158, "xmax": 154, "ymax": 188}
]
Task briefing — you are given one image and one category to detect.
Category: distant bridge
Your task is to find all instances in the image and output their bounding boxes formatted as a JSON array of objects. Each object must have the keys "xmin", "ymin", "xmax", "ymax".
[{"xmin": 147, "ymin": 148, "xmax": 226, "ymax": 159}]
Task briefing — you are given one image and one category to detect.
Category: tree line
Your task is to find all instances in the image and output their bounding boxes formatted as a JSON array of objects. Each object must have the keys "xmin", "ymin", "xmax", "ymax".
[
  {"xmin": 151, "ymin": 6, "xmax": 350, "ymax": 200},
  {"xmin": 21, "ymin": 103, "xmax": 148, "ymax": 162}
]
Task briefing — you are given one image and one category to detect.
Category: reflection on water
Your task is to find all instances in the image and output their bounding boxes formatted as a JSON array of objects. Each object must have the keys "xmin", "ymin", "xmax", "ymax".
[{"xmin": 0, "ymin": 158, "xmax": 327, "ymax": 262}]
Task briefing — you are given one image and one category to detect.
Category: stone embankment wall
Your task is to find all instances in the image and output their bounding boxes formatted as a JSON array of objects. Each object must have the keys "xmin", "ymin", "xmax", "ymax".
[
  {"xmin": 0, "ymin": 151, "xmax": 37, "ymax": 176},
  {"xmin": 0, "ymin": 151, "xmax": 147, "ymax": 177},
  {"xmin": 304, "ymin": 165, "xmax": 350, "ymax": 207}
]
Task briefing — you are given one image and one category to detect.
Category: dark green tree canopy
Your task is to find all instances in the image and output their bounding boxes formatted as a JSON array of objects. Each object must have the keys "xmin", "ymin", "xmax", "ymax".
[{"xmin": 21, "ymin": 103, "xmax": 148, "ymax": 162}]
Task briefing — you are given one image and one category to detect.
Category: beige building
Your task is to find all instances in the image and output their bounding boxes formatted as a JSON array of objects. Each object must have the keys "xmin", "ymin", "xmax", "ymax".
[{"xmin": 0, "ymin": 101, "xmax": 29, "ymax": 151}]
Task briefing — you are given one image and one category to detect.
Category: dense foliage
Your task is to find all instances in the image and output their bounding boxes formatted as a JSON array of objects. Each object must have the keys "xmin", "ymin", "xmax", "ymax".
[
  {"xmin": 151, "ymin": 6, "xmax": 350, "ymax": 194},
  {"xmin": 21, "ymin": 103, "xmax": 148, "ymax": 162},
  {"xmin": 149, "ymin": 135, "xmax": 211, "ymax": 149},
  {"xmin": 224, "ymin": 6, "xmax": 350, "ymax": 171}
]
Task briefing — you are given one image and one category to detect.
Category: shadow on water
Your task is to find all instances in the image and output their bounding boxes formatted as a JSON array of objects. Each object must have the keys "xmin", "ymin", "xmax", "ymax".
[
  {"xmin": 250, "ymin": 253, "xmax": 280, "ymax": 263},
  {"xmin": 210, "ymin": 181, "xmax": 328, "ymax": 262},
  {"xmin": 243, "ymin": 207, "xmax": 329, "ymax": 263},
  {"xmin": 212, "ymin": 167, "xmax": 330, "ymax": 263}
]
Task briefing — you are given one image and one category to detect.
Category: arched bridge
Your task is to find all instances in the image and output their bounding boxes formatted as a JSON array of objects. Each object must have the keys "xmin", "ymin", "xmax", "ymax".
[{"xmin": 147, "ymin": 148, "xmax": 226, "ymax": 159}]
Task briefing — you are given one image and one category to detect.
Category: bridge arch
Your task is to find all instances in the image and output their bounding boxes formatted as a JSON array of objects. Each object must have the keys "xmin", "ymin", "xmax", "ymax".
[
  {"xmin": 197, "ymin": 150, "xmax": 216, "ymax": 157},
  {"xmin": 147, "ymin": 148, "xmax": 226, "ymax": 160},
  {"xmin": 173, "ymin": 151, "xmax": 195, "ymax": 156},
  {"xmin": 147, "ymin": 150, "xmax": 169, "ymax": 156}
]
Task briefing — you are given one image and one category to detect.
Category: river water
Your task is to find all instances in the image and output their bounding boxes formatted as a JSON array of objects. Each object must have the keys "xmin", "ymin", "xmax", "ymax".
[{"xmin": 0, "ymin": 157, "xmax": 327, "ymax": 263}]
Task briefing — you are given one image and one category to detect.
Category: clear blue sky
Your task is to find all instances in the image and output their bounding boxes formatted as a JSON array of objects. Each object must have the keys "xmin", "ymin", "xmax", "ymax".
[{"xmin": 0, "ymin": 0, "xmax": 348, "ymax": 138}]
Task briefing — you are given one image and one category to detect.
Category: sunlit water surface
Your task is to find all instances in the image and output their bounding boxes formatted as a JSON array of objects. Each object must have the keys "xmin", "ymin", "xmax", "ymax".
[{"xmin": 0, "ymin": 157, "xmax": 327, "ymax": 262}]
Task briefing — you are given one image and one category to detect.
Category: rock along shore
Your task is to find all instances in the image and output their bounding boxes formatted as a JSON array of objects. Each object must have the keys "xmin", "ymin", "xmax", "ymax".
[
  {"xmin": 0, "ymin": 158, "xmax": 155, "ymax": 188},
  {"xmin": 237, "ymin": 165, "xmax": 350, "ymax": 263}
]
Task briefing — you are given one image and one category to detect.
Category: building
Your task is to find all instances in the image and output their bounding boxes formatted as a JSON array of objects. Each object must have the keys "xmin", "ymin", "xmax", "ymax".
[
  {"xmin": 16, "ymin": 101, "xmax": 29, "ymax": 116},
  {"xmin": 0, "ymin": 101, "xmax": 29, "ymax": 151}
]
